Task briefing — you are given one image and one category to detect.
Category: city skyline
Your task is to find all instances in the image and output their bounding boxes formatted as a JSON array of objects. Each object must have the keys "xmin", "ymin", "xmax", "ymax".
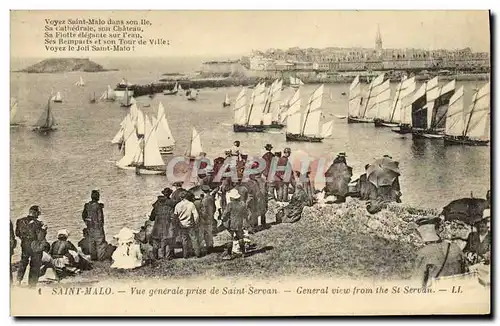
[{"xmin": 11, "ymin": 10, "xmax": 490, "ymax": 59}]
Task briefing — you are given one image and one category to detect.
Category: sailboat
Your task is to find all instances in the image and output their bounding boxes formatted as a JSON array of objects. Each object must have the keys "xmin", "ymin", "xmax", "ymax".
[
  {"xmin": 89, "ymin": 92, "xmax": 96, "ymax": 104},
  {"xmin": 164, "ymin": 82, "xmax": 179, "ymax": 95},
  {"xmin": 223, "ymin": 93, "xmax": 231, "ymax": 107},
  {"xmin": 262, "ymin": 79, "xmax": 285, "ymax": 129},
  {"xmin": 233, "ymin": 83, "xmax": 266, "ymax": 132},
  {"xmin": 33, "ymin": 97, "xmax": 57, "ymax": 133},
  {"xmin": 115, "ymin": 106, "xmax": 145, "ymax": 169},
  {"xmin": 156, "ymin": 102, "xmax": 175, "ymax": 154},
  {"xmin": 289, "ymin": 76, "xmax": 304, "ymax": 89},
  {"xmin": 348, "ymin": 74, "xmax": 385, "ymax": 123},
  {"xmin": 75, "ymin": 76, "xmax": 85, "ymax": 87},
  {"xmin": 114, "ymin": 79, "xmax": 134, "ymax": 98},
  {"xmin": 120, "ymin": 87, "xmax": 133, "ymax": 107},
  {"xmin": 187, "ymin": 89, "xmax": 198, "ymax": 101},
  {"xmin": 375, "ymin": 77, "xmax": 416, "ymax": 128},
  {"xmin": 444, "ymin": 83, "xmax": 490, "ymax": 146},
  {"xmin": 278, "ymin": 88, "xmax": 301, "ymax": 125},
  {"xmin": 99, "ymin": 85, "xmax": 116, "ymax": 102},
  {"xmin": 412, "ymin": 79, "xmax": 456, "ymax": 139},
  {"xmin": 134, "ymin": 115, "xmax": 166, "ymax": 175},
  {"xmin": 185, "ymin": 127, "xmax": 203, "ymax": 159},
  {"xmin": 286, "ymin": 84, "xmax": 330, "ymax": 142},
  {"xmin": 51, "ymin": 92, "xmax": 63, "ymax": 103},
  {"xmin": 10, "ymin": 98, "xmax": 20, "ymax": 126}
]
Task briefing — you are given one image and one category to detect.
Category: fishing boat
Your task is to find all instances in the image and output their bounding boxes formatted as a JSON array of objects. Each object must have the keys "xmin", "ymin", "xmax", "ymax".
[
  {"xmin": 115, "ymin": 79, "xmax": 134, "ymax": 98},
  {"xmin": 10, "ymin": 98, "xmax": 20, "ymax": 126},
  {"xmin": 163, "ymin": 82, "xmax": 179, "ymax": 95},
  {"xmin": 444, "ymin": 83, "xmax": 490, "ymax": 146},
  {"xmin": 75, "ymin": 76, "xmax": 85, "ymax": 87},
  {"xmin": 348, "ymin": 74, "xmax": 385, "ymax": 124},
  {"xmin": 289, "ymin": 76, "xmax": 304, "ymax": 89},
  {"xmin": 99, "ymin": 85, "xmax": 116, "ymax": 102},
  {"xmin": 51, "ymin": 92, "xmax": 63, "ymax": 103},
  {"xmin": 156, "ymin": 102, "xmax": 175, "ymax": 154},
  {"xmin": 286, "ymin": 84, "xmax": 331, "ymax": 142},
  {"xmin": 33, "ymin": 98, "xmax": 57, "ymax": 133},
  {"xmin": 222, "ymin": 94, "xmax": 230, "ymax": 107},
  {"xmin": 116, "ymin": 107, "xmax": 145, "ymax": 170},
  {"xmin": 262, "ymin": 79, "xmax": 285, "ymax": 129},
  {"xmin": 89, "ymin": 92, "xmax": 96, "ymax": 104},
  {"xmin": 412, "ymin": 79, "xmax": 456, "ymax": 139},
  {"xmin": 135, "ymin": 115, "xmax": 166, "ymax": 175},
  {"xmin": 233, "ymin": 84, "xmax": 266, "ymax": 132},
  {"xmin": 374, "ymin": 77, "xmax": 416, "ymax": 128},
  {"xmin": 120, "ymin": 87, "xmax": 133, "ymax": 108},
  {"xmin": 185, "ymin": 127, "xmax": 204, "ymax": 159},
  {"xmin": 278, "ymin": 88, "xmax": 301, "ymax": 125}
]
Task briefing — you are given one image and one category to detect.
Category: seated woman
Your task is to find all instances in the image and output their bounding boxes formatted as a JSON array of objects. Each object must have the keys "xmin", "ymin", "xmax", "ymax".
[
  {"xmin": 50, "ymin": 229, "xmax": 81, "ymax": 278},
  {"xmin": 111, "ymin": 227, "xmax": 143, "ymax": 270},
  {"xmin": 275, "ymin": 180, "xmax": 309, "ymax": 224},
  {"xmin": 463, "ymin": 210, "xmax": 491, "ymax": 265}
]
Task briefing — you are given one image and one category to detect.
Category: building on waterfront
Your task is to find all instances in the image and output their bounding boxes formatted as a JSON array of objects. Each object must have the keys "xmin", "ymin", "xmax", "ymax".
[{"xmin": 200, "ymin": 60, "xmax": 246, "ymax": 75}]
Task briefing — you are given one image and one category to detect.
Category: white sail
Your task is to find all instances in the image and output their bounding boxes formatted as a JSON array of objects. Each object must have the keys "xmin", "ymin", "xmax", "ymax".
[
  {"xmin": 320, "ymin": 120, "xmax": 334, "ymax": 138},
  {"xmin": 391, "ymin": 77, "xmax": 416, "ymax": 123},
  {"xmin": 185, "ymin": 127, "xmax": 203, "ymax": 158},
  {"xmin": 424, "ymin": 77, "xmax": 443, "ymax": 128},
  {"xmin": 303, "ymin": 110, "xmax": 322, "ymax": 137},
  {"xmin": 304, "ymin": 84, "xmax": 324, "ymax": 113},
  {"xmin": 289, "ymin": 76, "xmax": 296, "ymax": 85},
  {"xmin": 360, "ymin": 73, "xmax": 385, "ymax": 118},
  {"xmin": 178, "ymin": 83, "xmax": 184, "ymax": 92},
  {"xmin": 117, "ymin": 129, "xmax": 140, "ymax": 167},
  {"xmin": 247, "ymin": 84, "xmax": 266, "ymax": 125},
  {"xmin": 224, "ymin": 93, "xmax": 230, "ymax": 105},
  {"xmin": 10, "ymin": 98, "xmax": 18, "ymax": 124},
  {"xmin": 111, "ymin": 116, "xmax": 127, "ymax": 144},
  {"xmin": 143, "ymin": 115, "xmax": 165, "ymax": 167},
  {"xmin": 263, "ymin": 113, "xmax": 273, "ymax": 125},
  {"xmin": 284, "ymin": 89, "xmax": 301, "ymax": 117},
  {"xmin": 348, "ymin": 76, "xmax": 361, "ymax": 117},
  {"xmin": 234, "ymin": 89, "xmax": 247, "ymax": 125},
  {"xmin": 52, "ymin": 92, "xmax": 62, "ymax": 102},
  {"xmin": 286, "ymin": 112, "xmax": 302, "ymax": 134},
  {"xmin": 265, "ymin": 79, "xmax": 283, "ymax": 121},
  {"xmin": 75, "ymin": 76, "xmax": 85, "ymax": 86},
  {"xmin": 444, "ymin": 86, "xmax": 465, "ymax": 137},
  {"xmin": 374, "ymin": 80, "xmax": 392, "ymax": 120},
  {"xmin": 465, "ymin": 82, "xmax": 490, "ymax": 139},
  {"xmin": 156, "ymin": 102, "xmax": 175, "ymax": 147},
  {"xmin": 136, "ymin": 108, "xmax": 145, "ymax": 136}
]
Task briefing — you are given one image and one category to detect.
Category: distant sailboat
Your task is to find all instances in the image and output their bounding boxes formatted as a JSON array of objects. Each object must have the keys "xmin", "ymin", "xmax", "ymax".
[
  {"xmin": 156, "ymin": 102, "xmax": 175, "ymax": 154},
  {"xmin": 51, "ymin": 92, "xmax": 63, "ymax": 103},
  {"xmin": 10, "ymin": 98, "xmax": 20, "ymax": 126},
  {"xmin": 348, "ymin": 73, "xmax": 385, "ymax": 123},
  {"xmin": 444, "ymin": 83, "xmax": 490, "ymax": 146},
  {"xmin": 100, "ymin": 85, "xmax": 116, "ymax": 102},
  {"xmin": 33, "ymin": 97, "xmax": 57, "ymax": 133},
  {"xmin": 120, "ymin": 87, "xmax": 133, "ymax": 107},
  {"xmin": 75, "ymin": 76, "xmax": 85, "ymax": 87},
  {"xmin": 233, "ymin": 83, "xmax": 266, "ymax": 132},
  {"xmin": 375, "ymin": 77, "xmax": 416, "ymax": 128},
  {"xmin": 135, "ymin": 115, "xmax": 166, "ymax": 175},
  {"xmin": 178, "ymin": 83, "xmax": 184, "ymax": 95},
  {"xmin": 187, "ymin": 89, "xmax": 198, "ymax": 101},
  {"xmin": 115, "ymin": 107, "xmax": 144, "ymax": 170},
  {"xmin": 89, "ymin": 92, "xmax": 96, "ymax": 104},
  {"xmin": 289, "ymin": 76, "xmax": 304, "ymax": 89},
  {"xmin": 286, "ymin": 84, "xmax": 331, "ymax": 142},
  {"xmin": 185, "ymin": 127, "xmax": 203, "ymax": 159},
  {"xmin": 164, "ymin": 82, "xmax": 179, "ymax": 95},
  {"xmin": 223, "ymin": 93, "xmax": 231, "ymax": 107}
]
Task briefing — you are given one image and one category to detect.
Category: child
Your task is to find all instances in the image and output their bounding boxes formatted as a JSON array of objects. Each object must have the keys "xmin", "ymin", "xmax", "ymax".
[{"xmin": 111, "ymin": 227, "xmax": 143, "ymax": 270}]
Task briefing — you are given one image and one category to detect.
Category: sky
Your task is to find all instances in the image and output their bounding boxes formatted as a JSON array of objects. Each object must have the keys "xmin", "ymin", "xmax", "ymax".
[{"xmin": 10, "ymin": 10, "xmax": 490, "ymax": 59}]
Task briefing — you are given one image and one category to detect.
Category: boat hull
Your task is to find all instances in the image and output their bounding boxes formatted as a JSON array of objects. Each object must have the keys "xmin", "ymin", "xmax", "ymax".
[
  {"xmin": 233, "ymin": 124, "xmax": 265, "ymax": 132},
  {"xmin": 120, "ymin": 103, "xmax": 132, "ymax": 108},
  {"xmin": 443, "ymin": 136, "xmax": 489, "ymax": 146},
  {"xmin": 53, "ymin": 100, "xmax": 63, "ymax": 103},
  {"xmin": 135, "ymin": 166, "xmax": 166, "ymax": 175},
  {"xmin": 391, "ymin": 124, "xmax": 412, "ymax": 135},
  {"xmin": 116, "ymin": 163, "xmax": 136, "ymax": 170},
  {"xmin": 159, "ymin": 146, "xmax": 175, "ymax": 155},
  {"xmin": 374, "ymin": 118, "xmax": 398, "ymax": 128},
  {"xmin": 411, "ymin": 129, "xmax": 444, "ymax": 139},
  {"xmin": 187, "ymin": 98, "xmax": 197, "ymax": 101},
  {"xmin": 164, "ymin": 91, "xmax": 178, "ymax": 96},
  {"xmin": 285, "ymin": 133, "xmax": 323, "ymax": 142},
  {"xmin": 263, "ymin": 122, "xmax": 285, "ymax": 130},
  {"xmin": 348, "ymin": 116, "xmax": 373, "ymax": 124},
  {"xmin": 33, "ymin": 127, "xmax": 56, "ymax": 133}
]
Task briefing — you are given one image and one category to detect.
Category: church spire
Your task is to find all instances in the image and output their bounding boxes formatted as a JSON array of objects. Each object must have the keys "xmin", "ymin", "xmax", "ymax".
[{"xmin": 375, "ymin": 24, "xmax": 383, "ymax": 55}]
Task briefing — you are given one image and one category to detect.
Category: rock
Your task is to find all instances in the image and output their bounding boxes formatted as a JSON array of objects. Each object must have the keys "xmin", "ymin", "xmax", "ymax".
[{"xmin": 20, "ymin": 58, "xmax": 109, "ymax": 73}]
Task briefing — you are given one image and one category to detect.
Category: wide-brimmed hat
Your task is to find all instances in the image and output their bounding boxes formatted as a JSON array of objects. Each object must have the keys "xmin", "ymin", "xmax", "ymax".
[
  {"xmin": 201, "ymin": 185, "xmax": 211, "ymax": 192},
  {"xmin": 265, "ymin": 144, "xmax": 273, "ymax": 150},
  {"xmin": 416, "ymin": 217, "xmax": 441, "ymax": 242},
  {"xmin": 338, "ymin": 152, "xmax": 347, "ymax": 157},
  {"xmin": 172, "ymin": 181, "xmax": 183, "ymax": 187},
  {"xmin": 57, "ymin": 229, "xmax": 69, "ymax": 238},
  {"xmin": 228, "ymin": 188, "xmax": 241, "ymax": 199},
  {"xmin": 114, "ymin": 227, "xmax": 138, "ymax": 243}
]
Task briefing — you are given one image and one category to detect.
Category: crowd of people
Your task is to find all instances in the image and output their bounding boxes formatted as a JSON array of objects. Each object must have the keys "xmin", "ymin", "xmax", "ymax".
[{"xmin": 9, "ymin": 140, "xmax": 490, "ymax": 289}]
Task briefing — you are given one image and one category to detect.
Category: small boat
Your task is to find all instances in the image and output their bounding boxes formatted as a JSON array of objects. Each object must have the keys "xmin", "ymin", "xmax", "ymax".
[
  {"xmin": 391, "ymin": 124, "xmax": 412, "ymax": 135},
  {"xmin": 443, "ymin": 83, "xmax": 490, "ymax": 146},
  {"xmin": 99, "ymin": 85, "xmax": 116, "ymax": 102},
  {"xmin": 51, "ymin": 92, "xmax": 63, "ymax": 103},
  {"xmin": 341, "ymin": 92, "xmax": 346, "ymax": 96},
  {"xmin": 347, "ymin": 76, "xmax": 369, "ymax": 124},
  {"xmin": 334, "ymin": 115, "xmax": 347, "ymax": 120},
  {"xmin": 116, "ymin": 107, "xmax": 145, "ymax": 170},
  {"xmin": 75, "ymin": 76, "xmax": 85, "ymax": 87},
  {"xmin": 10, "ymin": 98, "xmax": 21, "ymax": 126},
  {"xmin": 89, "ymin": 92, "xmax": 96, "ymax": 104},
  {"xmin": 374, "ymin": 76, "xmax": 416, "ymax": 128},
  {"xmin": 285, "ymin": 84, "xmax": 331, "ymax": 142},
  {"xmin": 289, "ymin": 76, "xmax": 304, "ymax": 89},
  {"xmin": 349, "ymin": 73, "xmax": 385, "ymax": 124},
  {"xmin": 222, "ymin": 94, "xmax": 230, "ymax": 107},
  {"xmin": 163, "ymin": 82, "xmax": 179, "ymax": 95},
  {"xmin": 185, "ymin": 127, "xmax": 204, "ymax": 160},
  {"xmin": 33, "ymin": 98, "xmax": 57, "ymax": 133},
  {"xmin": 155, "ymin": 102, "xmax": 175, "ymax": 154},
  {"xmin": 135, "ymin": 115, "xmax": 166, "ymax": 176},
  {"xmin": 187, "ymin": 89, "xmax": 198, "ymax": 101},
  {"xmin": 120, "ymin": 87, "xmax": 133, "ymax": 108},
  {"xmin": 233, "ymin": 85, "xmax": 266, "ymax": 132}
]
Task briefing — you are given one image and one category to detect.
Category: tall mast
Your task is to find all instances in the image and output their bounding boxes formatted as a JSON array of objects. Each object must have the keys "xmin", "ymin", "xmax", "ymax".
[{"xmin": 389, "ymin": 80, "xmax": 404, "ymax": 122}]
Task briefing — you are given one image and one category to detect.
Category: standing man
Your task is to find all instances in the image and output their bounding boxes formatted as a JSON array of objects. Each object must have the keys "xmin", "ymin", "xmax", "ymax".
[
  {"xmin": 82, "ymin": 190, "xmax": 107, "ymax": 261},
  {"xmin": 10, "ymin": 221, "xmax": 17, "ymax": 283},
  {"xmin": 200, "ymin": 185, "xmax": 216, "ymax": 253},
  {"xmin": 174, "ymin": 191, "xmax": 202, "ymax": 258},
  {"xmin": 221, "ymin": 189, "xmax": 249, "ymax": 259},
  {"xmin": 15, "ymin": 205, "xmax": 46, "ymax": 286},
  {"xmin": 171, "ymin": 181, "xmax": 186, "ymax": 204},
  {"xmin": 149, "ymin": 188, "xmax": 177, "ymax": 260},
  {"xmin": 262, "ymin": 144, "xmax": 275, "ymax": 200},
  {"xmin": 276, "ymin": 148, "xmax": 293, "ymax": 202}
]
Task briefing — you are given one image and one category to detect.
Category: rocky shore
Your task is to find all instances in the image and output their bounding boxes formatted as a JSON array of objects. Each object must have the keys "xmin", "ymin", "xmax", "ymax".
[{"xmin": 18, "ymin": 58, "xmax": 116, "ymax": 73}]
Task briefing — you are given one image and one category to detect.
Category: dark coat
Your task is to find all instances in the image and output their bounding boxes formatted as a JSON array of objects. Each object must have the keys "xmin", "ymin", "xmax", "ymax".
[
  {"xmin": 149, "ymin": 197, "xmax": 177, "ymax": 240},
  {"xmin": 324, "ymin": 160, "xmax": 352, "ymax": 197},
  {"xmin": 10, "ymin": 221, "xmax": 16, "ymax": 256},
  {"xmin": 171, "ymin": 188, "xmax": 187, "ymax": 204},
  {"xmin": 463, "ymin": 231, "xmax": 491, "ymax": 257},
  {"xmin": 262, "ymin": 151, "xmax": 274, "ymax": 178},
  {"xmin": 78, "ymin": 237, "xmax": 91, "ymax": 255},
  {"xmin": 15, "ymin": 216, "xmax": 44, "ymax": 247},
  {"xmin": 82, "ymin": 200, "xmax": 105, "ymax": 229},
  {"xmin": 278, "ymin": 186, "xmax": 308, "ymax": 223},
  {"xmin": 222, "ymin": 199, "xmax": 249, "ymax": 232},
  {"xmin": 359, "ymin": 173, "xmax": 378, "ymax": 201},
  {"xmin": 201, "ymin": 194, "xmax": 216, "ymax": 225},
  {"xmin": 50, "ymin": 240, "xmax": 77, "ymax": 259},
  {"xmin": 276, "ymin": 156, "xmax": 293, "ymax": 183}
]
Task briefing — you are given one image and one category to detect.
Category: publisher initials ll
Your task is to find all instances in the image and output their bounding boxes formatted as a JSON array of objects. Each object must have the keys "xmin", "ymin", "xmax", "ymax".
[{"xmin": 451, "ymin": 286, "xmax": 462, "ymax": 294}]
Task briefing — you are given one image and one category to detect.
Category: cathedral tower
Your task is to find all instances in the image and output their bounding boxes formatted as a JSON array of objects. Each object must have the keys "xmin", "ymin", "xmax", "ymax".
[{"xmin": 375, "ymin": 24, "xmax": 383, "ymax": 56}]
